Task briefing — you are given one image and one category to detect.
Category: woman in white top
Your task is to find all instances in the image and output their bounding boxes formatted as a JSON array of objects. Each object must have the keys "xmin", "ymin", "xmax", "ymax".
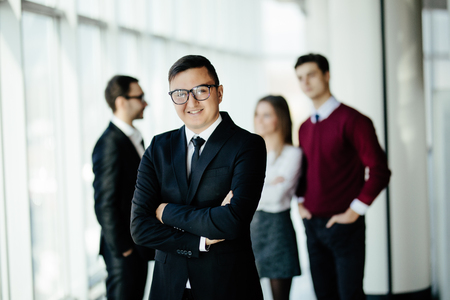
[{"xmin": 251, "ymin": 95, "xmax": 302, "ymax": 300}]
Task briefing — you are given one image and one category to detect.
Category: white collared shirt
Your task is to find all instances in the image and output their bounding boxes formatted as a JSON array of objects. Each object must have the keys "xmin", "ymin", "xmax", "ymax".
[
  {"xmin": 111, "ymin": 115, "xmax": 145, "ymax": 158},
  {"xmin": 185, "ymin": 114, "xmax": 223, "ymax": 178},
  {"xmin": 258, "ymin": 146, "xmax": 302, "ymax": 213},
  {"xmin": 310, "ymin": 95, "xmax": 341, "ymax": 123},
  {"xmin": 298, "ymin": 96, "xmax": 369, "ymax": 215},
  {"xmin": 183, "ymin": 114, "xmax": 222, "ymax": 289}
]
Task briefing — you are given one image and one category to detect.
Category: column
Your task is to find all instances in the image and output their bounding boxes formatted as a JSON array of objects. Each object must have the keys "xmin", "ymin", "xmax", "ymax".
[{"xmin": 384, "ymin": 0, "xmax": 430, "ymax": 295}]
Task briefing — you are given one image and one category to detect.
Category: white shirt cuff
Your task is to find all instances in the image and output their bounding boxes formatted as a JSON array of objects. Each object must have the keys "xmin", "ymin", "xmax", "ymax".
[
  {"xmin": 350, "ymin": 199, "xmax": 369, "ymax": 215},
  {"xmin": 296, "ymin": 196, "xmax": 305, "ymax": 203},
  {"xmin": 199, "ymin": 236, "xmax": 209, "ymax": 252}
]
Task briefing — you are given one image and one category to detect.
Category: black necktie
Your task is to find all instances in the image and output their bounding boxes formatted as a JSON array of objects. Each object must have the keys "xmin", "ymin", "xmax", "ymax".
[{"xmin": 190, "ymin": 136, "xmax": 205, "ymax": 180}]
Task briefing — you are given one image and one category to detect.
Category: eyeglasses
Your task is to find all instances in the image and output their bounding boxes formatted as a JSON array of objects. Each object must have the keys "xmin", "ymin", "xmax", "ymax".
[
  {"xmin": 168, "ymin": 84, "xmax": 219, "ymax": 105},
  {"xmin": 124, "ymin": 93, "xmax": 146, "ymax": 103}
]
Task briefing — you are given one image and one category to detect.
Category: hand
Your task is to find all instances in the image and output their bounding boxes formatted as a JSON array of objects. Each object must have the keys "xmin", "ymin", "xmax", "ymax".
[
  {"xmin": 326, "ymin": 207, "xmax": 360, "ymax": 228},
  {"xmin": 221, "ymin": 190, "xmax": 233, "ymax": 206},
  {"xmin": 122, "ymin": 248, "xmax": 133, "ymax": 257},
  {"xmin": 203, "ymin": 192, "xmax": 232, "ymax": 248},
  {"xmin": 298, "ymin": 203, "xmax": 312, "ymax": 220},
  {"xmin": 206, "ymin": 237, "xmax": 224, "ymax": 245},
  {"xmin": 156, "ymin": 203, "xmax": 168, "ymax": 223},
  {"xmin": 271, "ymin": 176, "xmax": 285, "ymax": 185}
]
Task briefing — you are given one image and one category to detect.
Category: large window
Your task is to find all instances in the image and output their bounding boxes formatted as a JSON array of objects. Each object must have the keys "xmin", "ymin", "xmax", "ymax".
[
  {"xmin": 0, "ymin": 106, "xmax": 4, "ymax": 300},
  {"xmin": 1, "ymin": 1, "xmax": 265, "ymax": 298},
  {"xmin": 118, "ymin": 31, "xmax": 141, "ymax": 77},
  {"xmin": 22, "ymin": 11, "xmax": 66, "ymax": 300},
  {"xmin": 0, "ymin": 72, "xmax": 4, "ymax": 300},
  {"xmin": 148, "ymin": 0, "xmax": 174, "ymax": 37},
  {"xmin": 78, "ymin": 0, "xmax": 100, "ymax": 19},
  {"xmin": 77, "ymin": 22, "xmax": 109, "ymax": 291},
  {"xmin": 423, "ymin": 6, "xmax": 450, "ymax": 299},
  {"xmin": 27, "ymin": 0, "xmax": 57, "ymax": 7}
]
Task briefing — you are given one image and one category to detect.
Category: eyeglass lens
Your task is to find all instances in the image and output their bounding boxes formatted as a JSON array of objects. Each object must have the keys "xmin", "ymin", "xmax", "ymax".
[{"xmin": 171, "ymin": 85, "xmax": 211, "ymax": 104}]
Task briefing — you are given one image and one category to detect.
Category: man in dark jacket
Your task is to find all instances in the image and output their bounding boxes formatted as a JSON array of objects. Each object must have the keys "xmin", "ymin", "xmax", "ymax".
[
  {"xmin": 92, "ymin": 75, "xmax": 153, "ymax": 300},
  {"xmin": 131, "ymin": 55, "xmax": 266, "ymax": 300}
]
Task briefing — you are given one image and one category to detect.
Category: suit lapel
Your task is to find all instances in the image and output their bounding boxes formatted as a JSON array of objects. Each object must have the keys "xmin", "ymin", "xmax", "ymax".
[
  {"xmin": 171, "ymin": 126, "xmax": 189, "ymax": 199},
  {"xmin": 186, "ymin": 112, "xmax": 236, "ymax": 204}
]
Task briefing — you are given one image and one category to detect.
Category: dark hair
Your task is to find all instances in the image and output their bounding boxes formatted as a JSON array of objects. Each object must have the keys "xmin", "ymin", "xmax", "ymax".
[
  {"xmin": 294, "ymin": 53, "xmax": 329, "ymax": 74},
  {"xmin": 104, "ymin": 75, "xmax": 138, "ymax": 112},
  {"xmin": 256, "ymin": 95, "xmax": 293, "ymax": 145},
  {"xmin": 168, "ymin": 55, "xmax": 220, "ymax": 85}
]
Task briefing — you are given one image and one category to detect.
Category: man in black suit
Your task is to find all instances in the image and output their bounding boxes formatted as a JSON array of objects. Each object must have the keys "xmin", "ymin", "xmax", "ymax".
[
  {"xmin": 130, "ymin": 55, "xmax": 267, "ymax": 300},
  {"xmin": 93, "ymin": 75, "xmax": 153, "ymax": 300}
]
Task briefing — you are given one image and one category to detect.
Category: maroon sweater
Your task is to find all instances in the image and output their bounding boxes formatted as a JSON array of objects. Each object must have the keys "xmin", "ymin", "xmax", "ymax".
[{"xmin": 297, "ymin": 104, "xmax": 391, "ymax": 217}]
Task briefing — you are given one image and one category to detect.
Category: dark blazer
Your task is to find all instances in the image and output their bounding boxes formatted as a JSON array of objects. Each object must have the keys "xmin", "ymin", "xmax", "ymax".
[
  {"xmin": 93, "ymin": 122, "xmax": 154, "ymax": 260},
  {"xmin": 131, "ymin": 112, "xmax": 266, "ymax": 300}
]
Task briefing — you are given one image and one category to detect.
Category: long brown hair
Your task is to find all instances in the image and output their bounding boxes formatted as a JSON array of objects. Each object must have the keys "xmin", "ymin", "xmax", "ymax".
[{"xmin": 256, "ymin": 95, "xmax": 293, "ymax": 145}]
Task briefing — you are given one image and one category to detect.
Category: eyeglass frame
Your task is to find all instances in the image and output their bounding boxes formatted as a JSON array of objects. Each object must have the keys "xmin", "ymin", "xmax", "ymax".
[
  {"xmin": 168, "ymin": 84, "xmax": 219, "ymax": 105},
  {"xmin": 124, "ymin": 93, "xmax": 146, "ymax": 103}
]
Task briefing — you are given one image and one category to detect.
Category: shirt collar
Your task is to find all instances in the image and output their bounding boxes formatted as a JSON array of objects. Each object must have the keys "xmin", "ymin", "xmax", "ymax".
[
  {"xmin": 310, "ymin": 96, "xmax": 340, "ymax": 123},
  {"xmin": 185, "ymin": 114, "xmax": 223, "ymax": 146},
  {"xmin": 111, "ymin": 115, "xmax": 142, "ymax": 139}
]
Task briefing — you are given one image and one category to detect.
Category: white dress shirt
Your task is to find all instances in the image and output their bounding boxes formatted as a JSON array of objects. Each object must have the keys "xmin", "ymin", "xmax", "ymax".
[
  {"xmin": 310, "ymin": 95, "xmax": 341, "ymax": 124},
  {"xmin": 111, "ymin": 115, "xmax": 145, "ymax": 158},
  {"xmin": 257, "ymin": 146, "xmax": 302, "ymax": 213},
  {"xmin": 185, "ymin": 114, "xmax": 223, "ymax": 179},
  {"xmin": 183, "ymin": 114, "xmax": 222, "ymax": 288},
  {"xmin": 298, "ymin": 96, "xmax": 369, "ymax": 215}
]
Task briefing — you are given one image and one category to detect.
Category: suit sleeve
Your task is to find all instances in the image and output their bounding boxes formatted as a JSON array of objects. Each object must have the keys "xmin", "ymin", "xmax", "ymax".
[
  {"xmin": 347, "ymin": 114, "xmax": 391, "ymax": 205},
  {"xmin": 92, "ymin": 137, "xmax": 134, "ymax": 256},
  {"xmin": 161, "ymin": 134, "xmax": 267, "ymax": 240},
  {"xmin": 130, "ymin": 137, "xmax": 202, "ymax": 258}
]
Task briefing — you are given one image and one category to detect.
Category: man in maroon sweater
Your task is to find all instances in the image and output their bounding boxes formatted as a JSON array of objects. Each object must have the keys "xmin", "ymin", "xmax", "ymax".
[{"xmin": 294, "ymin": 53, "xmax": 391, "ymax": 300}]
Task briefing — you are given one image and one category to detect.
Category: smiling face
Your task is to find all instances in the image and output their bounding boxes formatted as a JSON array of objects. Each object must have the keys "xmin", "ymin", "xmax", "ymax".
[{"xmin": 169, "ymin": 67, "xmax": 223, "ymax": 134}]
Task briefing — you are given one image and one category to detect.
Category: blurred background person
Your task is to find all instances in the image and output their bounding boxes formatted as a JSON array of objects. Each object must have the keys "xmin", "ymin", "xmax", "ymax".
[
  {"xmin": 295, "ymin": 53, "xmax": 391, "ymax": 300},
  {"xmin": 92, "ymin": 75, "xmax": 153, "ymax": 299},
  {"xmin": 251, "ymin": 95, "xmax": 302, "ymax": 300}
]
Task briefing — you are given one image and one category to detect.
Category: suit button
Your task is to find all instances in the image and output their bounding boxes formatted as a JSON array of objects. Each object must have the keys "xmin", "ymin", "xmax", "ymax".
[
  {"xmin": 188, "ymin": 251, "xmax": 192, "ymax": 256},
  {"xmin": 177, "ymin": 250, "xmax": 181, "ymax": 254},
  {"xmin": 183, "ymin": 250, "xmax": 187, "ymax": 255}
]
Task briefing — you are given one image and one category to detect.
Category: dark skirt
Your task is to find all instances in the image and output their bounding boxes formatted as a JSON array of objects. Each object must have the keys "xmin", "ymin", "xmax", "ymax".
[{"xmin": 250, "ymin": 209, "xmax": 301, "ymax": 279}]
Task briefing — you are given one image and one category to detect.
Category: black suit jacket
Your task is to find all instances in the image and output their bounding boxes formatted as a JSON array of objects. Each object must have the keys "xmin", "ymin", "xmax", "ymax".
[
  {"xmin": 92, "ymin": 122, "xmax": 154, "ymax": 260},
  {"xmin": 131, "ymin": 112, "xmax": 266, "ymax": 300}
]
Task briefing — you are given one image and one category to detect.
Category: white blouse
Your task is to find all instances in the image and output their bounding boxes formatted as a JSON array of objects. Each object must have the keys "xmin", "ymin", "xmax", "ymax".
[{"xmin": 256, "ymin": 145, "xmax": 303, "ymax": 213}]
